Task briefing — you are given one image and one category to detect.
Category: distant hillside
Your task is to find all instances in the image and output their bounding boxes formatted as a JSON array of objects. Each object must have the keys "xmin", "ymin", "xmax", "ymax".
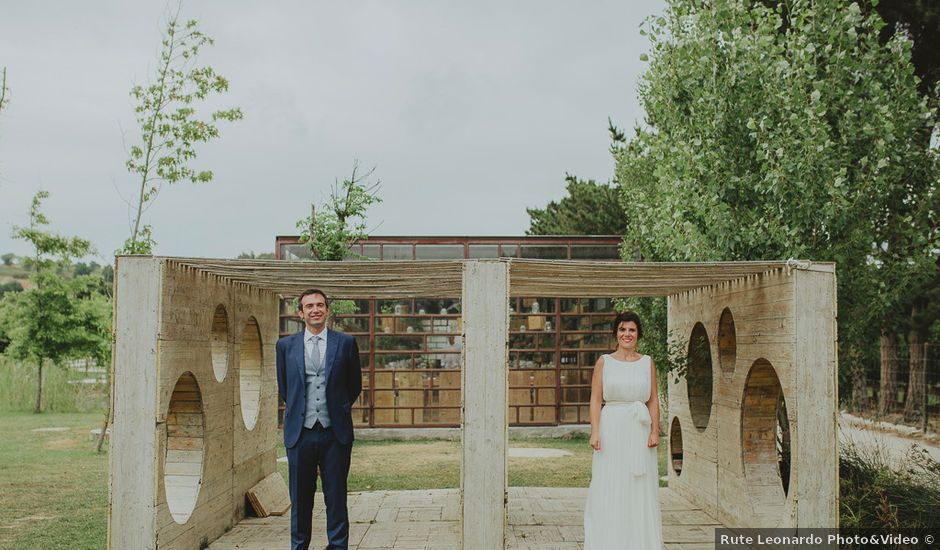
[
  {"xmin": 0, "ymin": 263, "xmax": 110, "ymax": 291},
  {"xmin": 0, "ymin": 265, "xmax": 31, "ymax": 289},
  {"xmin": 0, "ymin": 264, "xmax": 30, "ymax": 280}
]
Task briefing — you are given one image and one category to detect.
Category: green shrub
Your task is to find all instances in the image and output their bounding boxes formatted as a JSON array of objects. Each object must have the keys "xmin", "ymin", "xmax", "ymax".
[{"xmin": 840, "ymin": 441, "xmax": 940, "ymax": 529}]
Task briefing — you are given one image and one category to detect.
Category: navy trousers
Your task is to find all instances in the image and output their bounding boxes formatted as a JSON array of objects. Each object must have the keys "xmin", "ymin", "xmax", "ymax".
[{"xmin": 287, "ymin": 424, "xmax": 352, "ymax": 550}]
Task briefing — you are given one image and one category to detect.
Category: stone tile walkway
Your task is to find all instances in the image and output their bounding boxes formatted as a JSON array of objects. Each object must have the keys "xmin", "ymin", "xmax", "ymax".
[{"xmin": 209, "ymin": 487, "xmax": 720, "ymax": 549}]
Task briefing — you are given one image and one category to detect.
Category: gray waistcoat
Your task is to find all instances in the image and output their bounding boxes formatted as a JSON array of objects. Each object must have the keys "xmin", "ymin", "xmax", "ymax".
[{"xmin": 304, "ymin": 334, "xmax": 331, "ymax": 428}]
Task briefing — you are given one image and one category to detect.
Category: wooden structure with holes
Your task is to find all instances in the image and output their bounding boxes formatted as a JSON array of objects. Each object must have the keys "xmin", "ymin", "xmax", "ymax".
[
  {"xmin": 667, "ymin": 263, "xmax": 838, "ymax": 529},
  {"xmin": 108, "ymin": 256, "xmax": 837, "ymax": 550}
]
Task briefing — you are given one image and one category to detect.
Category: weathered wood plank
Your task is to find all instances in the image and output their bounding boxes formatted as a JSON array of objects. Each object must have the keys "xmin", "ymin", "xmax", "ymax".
[
  {"xmin": 110, "ymin": 256, "xmax": 161, "ymax": 550},
  {"xmin": 462, "ymin": 261, "xmax": 509, "ymax": 550},
  {"xmin": 246, "ymin": 472, "xmax": 291, "ymax": 518},
  {"xmin": 793, "ymin": 268, "xmax": 839, "ymax": 528}
]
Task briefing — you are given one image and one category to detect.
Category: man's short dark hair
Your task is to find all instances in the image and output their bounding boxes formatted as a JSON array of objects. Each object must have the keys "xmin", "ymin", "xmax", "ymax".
[
  {"xmin": 297, "ymin": 288, "xmax": 330, "ymax": 310},
  {"xmin": 612, "ymin": 311, "xmax": 643, "ymax": 339}
]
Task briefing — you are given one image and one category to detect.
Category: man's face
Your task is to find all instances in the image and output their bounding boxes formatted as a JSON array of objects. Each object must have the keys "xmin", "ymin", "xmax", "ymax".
[{"xmin": 298, "ymin": 293, "xmax": 329, "ymax": 332}]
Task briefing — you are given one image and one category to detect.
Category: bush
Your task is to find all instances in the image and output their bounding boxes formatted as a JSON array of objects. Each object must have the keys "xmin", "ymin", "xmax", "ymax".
[
  {"xmin": 0, "ymin": 356, "xmax": 107, "ymax": 413},
  {"xmin": 840, "ymin": 441, "xmax": 940, "ymax": 529}
]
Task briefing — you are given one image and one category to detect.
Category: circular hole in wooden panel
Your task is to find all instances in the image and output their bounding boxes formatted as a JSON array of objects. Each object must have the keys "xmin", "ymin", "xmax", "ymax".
[
  {"xmin": 741, "ymin": 359, "xmax": 790, "ymax": 519},
  {"xmin": 670, "ymin": 417, "xmax": 683, "ymax": 476},
  {"xmin": 211, "ymin": 304, "xmax": 229, "ymax": 382},
  {"xmin": 717, "ymin": 307, "xmax": 736, "ymax": 374},
  {"xmin": 687, "ymin": 322, "xmax": 713, "ymax": 431},
  {"xmin": 239, "ymin": 317, "xmax": 263, "ymax": 430},
  {"xmin": 164, "ymin": 372, "xmax": 204, "ymax": 524}
]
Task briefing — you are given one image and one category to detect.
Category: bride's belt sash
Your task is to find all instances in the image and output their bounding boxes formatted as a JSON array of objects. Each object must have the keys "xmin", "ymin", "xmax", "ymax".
[{"xmin": 602, "ymin": 400, "xmax": 652, "ymax": 476}]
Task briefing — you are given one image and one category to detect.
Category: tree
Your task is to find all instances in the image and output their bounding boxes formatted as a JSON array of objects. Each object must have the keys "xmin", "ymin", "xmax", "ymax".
[
  {"xmin": 294, "ymin": 161, "xmax": 382, "ymax": 317},
  {"xmin": 296, "ymin": 160, "xmax": 382, "ymax": 261},
  {"xmin": 0, "ymin": 192, "xmax": 111, "ymax": 413},
  {"xmin": 236, "ymin": 251, "xmax": 275, "ymax": 260},
  {"xmin": 526, "ymin": 173, "xmax": 628, "ymax": 236},
  {"xmin": 1, "ymin": 253, "xmax": 15, "ymax": 266},
  {"xmin": 871, "ymin": 0, "xmax": 940, "ymax": 98},
  {"xmin": 613, "ymin": 0, "xmax": 938, "ymax": 406},
  {"xmin": 121, "ymin": 6, "xmax": 242, "ymax": 254},
  {"xmin": 98, "ymin": 5, "xmax": 242, "ymax": 451},
  {"xmin": 525, "ymin": 164, "xmax": 684, "ymax": 383},
  {"xmin": 0, "ymin": 281, "xmax": 23, "ymax": 297},
  {"xmin": 73, "ymin": 262, "xmax": 94, "ymax": 276},
  {"xmin": 0, "ymin": 67, "xmax": 8, "ymax": 115}
]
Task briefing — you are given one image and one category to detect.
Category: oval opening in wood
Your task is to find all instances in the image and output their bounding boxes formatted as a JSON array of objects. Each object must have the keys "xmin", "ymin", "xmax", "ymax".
[
  {"xmin": 670, "ymin": 417, "xmax": 683, "ymax": 476},
  {"xmin": 717, "ymin": 307, "xmax": 736, "ymax": 374},
  {"xmin": 164, "ymin": 371, "xmax": 204, "ymax": 524},
  {"xmin": 687, "ymin": 322, "xmax": 713, "ymax": 431},
  {"xmin": 211, "ymin": 304, "xmax": 229, "ymax": 382},
  {"xmin": 239, "ymin": 317, "xmax": 263, "ymax": 430},
  {"xmin": 741, "ymin": 359, "xmax": 790, "ymax": 521}
]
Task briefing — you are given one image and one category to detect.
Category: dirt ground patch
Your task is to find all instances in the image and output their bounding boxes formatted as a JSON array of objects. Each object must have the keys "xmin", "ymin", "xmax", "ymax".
[
  {"xmin": 0, "ymin": 514, "xmax": 57, "ymax": 532},
  {"xmin": 43, "ymin": 437, "xmax": 81, "ymax": 451}
]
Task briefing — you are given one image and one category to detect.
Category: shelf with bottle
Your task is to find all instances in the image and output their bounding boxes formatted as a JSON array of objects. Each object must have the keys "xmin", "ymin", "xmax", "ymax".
[
  {"xmin": 373, "ymin": 316, "xmax": 461, "ymax": 335},
  {"xmin": 509, "ymin": 351, "xmax": 555, "ymax": 370},
  {"xmin": 558, "ymin": 313, "xmax": 614, "ymax": 332},
  {"xmin": 509, "ymin": 313, "xmax": 556, "ymax": 333},
  {"xmin": 559, "ymin": 297, "xmax": 615, "ymax": 314},
  {"xmin": 278, "ymin": 297, "xmax": 373, "ymax": 315},
  {"xmin": 373, "ymin": 351, "xmax": 462, "ymax": 370},
  {"xmin": 277, "ymin": 313, "xmax": 372, "ymax": 335}
]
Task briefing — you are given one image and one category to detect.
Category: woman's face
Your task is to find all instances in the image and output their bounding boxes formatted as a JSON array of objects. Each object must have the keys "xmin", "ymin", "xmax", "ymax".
[{"xmin": 616, "ymin": 321, "xmax": 639, "ymax": 350}]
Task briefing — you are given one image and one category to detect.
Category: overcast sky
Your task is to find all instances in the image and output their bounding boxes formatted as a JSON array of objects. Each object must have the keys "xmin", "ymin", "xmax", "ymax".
[{"xmin": 0, "ymin": 1, "xmax": 665, "ymax": 261}]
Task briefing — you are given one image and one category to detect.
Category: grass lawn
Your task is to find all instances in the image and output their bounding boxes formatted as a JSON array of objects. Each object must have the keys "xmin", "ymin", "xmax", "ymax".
[
  {"xmin": 0, "ymin": 411, "xmax": 666, "ymax": 550},
  {"xmin": 0, "ymin": 412, "xmax": 107, "ymax": 550}
]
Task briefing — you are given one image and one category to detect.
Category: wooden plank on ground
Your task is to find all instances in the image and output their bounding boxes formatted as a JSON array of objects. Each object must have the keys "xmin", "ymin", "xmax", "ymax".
[{"xmin": 246, "ymin": 472, "xmax": 291, "ymax": 518}]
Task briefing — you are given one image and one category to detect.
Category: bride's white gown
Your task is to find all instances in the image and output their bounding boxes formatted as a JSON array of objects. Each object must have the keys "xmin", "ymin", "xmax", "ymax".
[{"xmin": 583, "ymin": 354, "xmax": 663, "ymax": 549}]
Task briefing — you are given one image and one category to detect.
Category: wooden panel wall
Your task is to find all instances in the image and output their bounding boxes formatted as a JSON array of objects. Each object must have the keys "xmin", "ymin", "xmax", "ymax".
[
  {"xmin": 667, "ymin": 266, "xmax": 837, "ymax": 529},
  {"xmin": 109, "ymin": 258, "xmax": 279, "ymax": 550},
  {"xmin": 669, "ymin": 269, "xmax": 796, "ymax": 526}
]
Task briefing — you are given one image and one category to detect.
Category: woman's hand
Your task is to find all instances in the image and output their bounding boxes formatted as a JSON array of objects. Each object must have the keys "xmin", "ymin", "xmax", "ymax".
[
  {"xmin": 590, "ymin": 432, "xmax": 601, "ymax": 451},
  {"xmin": 647, "ymin": 432, "xmax": 660, "ymax": 448}
]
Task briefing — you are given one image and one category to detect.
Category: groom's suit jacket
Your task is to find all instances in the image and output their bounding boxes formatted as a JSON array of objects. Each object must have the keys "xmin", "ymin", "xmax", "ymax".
[{"xmin": 276, "ymin": 328, "xmax": 362, "ymax": 448}]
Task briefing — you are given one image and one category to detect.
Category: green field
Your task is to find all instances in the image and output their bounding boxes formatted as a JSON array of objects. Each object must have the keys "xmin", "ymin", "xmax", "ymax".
[
  {"xmin": 0, "ymin": 412, "xmax": 108, "ymax": 550},
  {"xmin": 0, "ymin": 357, "xmax": 108, "ymax": 413}
]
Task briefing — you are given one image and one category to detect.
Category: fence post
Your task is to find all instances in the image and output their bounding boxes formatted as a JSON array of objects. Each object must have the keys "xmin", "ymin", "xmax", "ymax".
[{"xmin": 923, "ymin": 343, "xmax": 929, "ymax": 435}]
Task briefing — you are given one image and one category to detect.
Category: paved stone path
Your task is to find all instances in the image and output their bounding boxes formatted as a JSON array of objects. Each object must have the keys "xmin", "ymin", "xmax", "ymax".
[{"xmin": 209, "ymin": 487, "xmax": 719, "ymax": 549}]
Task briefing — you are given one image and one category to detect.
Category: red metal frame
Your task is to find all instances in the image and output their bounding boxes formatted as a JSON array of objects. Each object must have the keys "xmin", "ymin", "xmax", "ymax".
[{"xmin": 276, "ymin": 236, "xmax": 621, "ymax": 427}]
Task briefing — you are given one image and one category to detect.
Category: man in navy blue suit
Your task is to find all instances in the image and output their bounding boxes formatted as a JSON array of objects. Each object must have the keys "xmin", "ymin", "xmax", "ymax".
[{"xmin": 276, "ymin": 289, "xmax": 362, "ymax": 550}]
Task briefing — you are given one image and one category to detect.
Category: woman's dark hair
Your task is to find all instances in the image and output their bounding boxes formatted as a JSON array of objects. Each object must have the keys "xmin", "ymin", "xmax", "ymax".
[
  {"xmin": 297, "ymin": 288, "xmax": 330, "ymax": 310},
  {"xmin": 612, "ymin": 311, "xmax": 642, "ymax": 339}
]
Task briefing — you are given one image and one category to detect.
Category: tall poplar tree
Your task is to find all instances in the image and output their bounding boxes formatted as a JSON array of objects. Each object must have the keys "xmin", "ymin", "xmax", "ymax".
[{"xmin": 613, "ymin": 0, "xmax": 938, "ymax": 405}]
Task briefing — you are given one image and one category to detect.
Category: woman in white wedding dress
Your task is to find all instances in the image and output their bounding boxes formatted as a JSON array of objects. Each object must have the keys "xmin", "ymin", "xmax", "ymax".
[{"xmin": 583, "ymin": 311, "xmax": 663, "ymax": 549}]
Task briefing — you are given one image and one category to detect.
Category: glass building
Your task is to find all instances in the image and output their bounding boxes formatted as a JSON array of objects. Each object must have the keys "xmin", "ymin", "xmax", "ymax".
[{"xmin": 276, "ymin": 235, "xmax": 623, "ymax": 427}]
